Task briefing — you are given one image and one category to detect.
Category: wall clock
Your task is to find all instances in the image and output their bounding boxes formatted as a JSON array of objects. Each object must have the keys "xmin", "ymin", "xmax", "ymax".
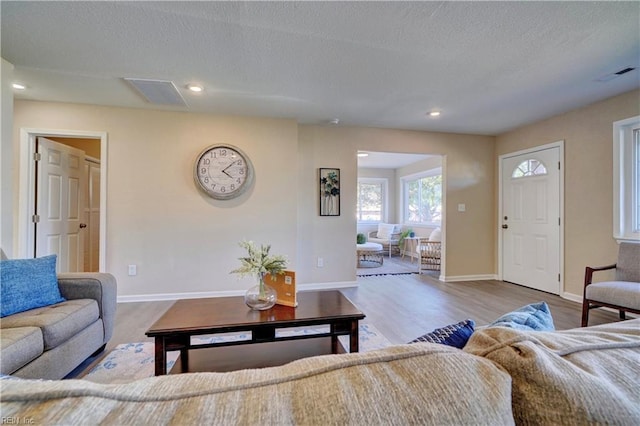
[{"xmin": 194, "ymin": 144, "xmax": 254, "ymax": 200}]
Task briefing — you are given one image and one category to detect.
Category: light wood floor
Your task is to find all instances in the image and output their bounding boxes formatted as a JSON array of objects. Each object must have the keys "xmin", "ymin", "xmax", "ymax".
[{"xmin": 72, "ymin": 271, "xmax": 622, "ymax": 377}]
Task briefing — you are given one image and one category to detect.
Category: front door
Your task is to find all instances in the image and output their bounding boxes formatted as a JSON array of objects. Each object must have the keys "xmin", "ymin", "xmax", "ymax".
[
  {"xmin": 501, "ymin": 146, "xmax": 561, "ymax": 294},
  {"xmin": 35, "ymin": 137, "xmax": 86, "ymax": 272}
]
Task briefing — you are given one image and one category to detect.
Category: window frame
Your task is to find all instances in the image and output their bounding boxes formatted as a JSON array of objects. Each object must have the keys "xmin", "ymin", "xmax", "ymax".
[
  {"xmin": 356, "ymin": 177, "xmax": 388, "ymax": 224},
  {"xmin": 613, "ymin": 115, "xmax": 640, "ymax": 242},
  {"xmin": 401, "ymin": 167, "xmax": 442, "ymax": 227}
]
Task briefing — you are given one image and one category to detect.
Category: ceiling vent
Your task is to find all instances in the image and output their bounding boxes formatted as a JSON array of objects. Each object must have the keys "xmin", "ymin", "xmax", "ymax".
[
  {"xmin": 595, "ymin": 67, "xmax": 637, "ymax": 82},
  {"xmin": 123, "ymin": 78, "xmax": 186, "ymax": 106}
]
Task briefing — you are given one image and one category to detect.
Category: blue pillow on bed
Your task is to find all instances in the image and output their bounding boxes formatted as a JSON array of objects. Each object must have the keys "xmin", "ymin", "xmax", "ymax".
[
  {"xmin": 488, "ymin": 301, "xmax": 555, "ymax": 331},
  {"xmin": 409, "ymin": 319, "xmax": 476, "ymax": 349},
  {"xmin": 0, "ymin": 255, "xmax": 65, "ymax": 317}
]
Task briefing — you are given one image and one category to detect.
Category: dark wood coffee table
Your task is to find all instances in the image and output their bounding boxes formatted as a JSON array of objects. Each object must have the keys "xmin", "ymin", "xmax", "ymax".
[{"xmin": 145, "ymin": 290, "xmax": 365, "ymax": 375}]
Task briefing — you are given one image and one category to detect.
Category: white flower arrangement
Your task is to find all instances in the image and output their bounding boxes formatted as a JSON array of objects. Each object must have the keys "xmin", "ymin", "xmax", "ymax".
[{"xmin": 230, "ymin": 240, "xmax": 288, "ymax": 278}]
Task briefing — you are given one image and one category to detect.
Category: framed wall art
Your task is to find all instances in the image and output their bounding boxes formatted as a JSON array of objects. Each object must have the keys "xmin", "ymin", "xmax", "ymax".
[{"xmin": 319, "ymin": 168, "xmax": 340, "ymax": 216}]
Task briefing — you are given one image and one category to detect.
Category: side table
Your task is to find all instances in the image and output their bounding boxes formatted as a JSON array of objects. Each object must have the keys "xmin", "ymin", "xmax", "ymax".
[{"xmin": 402, "ymin": 236, "xmax": 420, "ymax": 263}]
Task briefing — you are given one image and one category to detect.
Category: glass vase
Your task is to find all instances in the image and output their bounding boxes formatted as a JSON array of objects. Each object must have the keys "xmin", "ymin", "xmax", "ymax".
[{"xmin": 244, "ymin": 273, "xmax": 277, "ymax": 310}]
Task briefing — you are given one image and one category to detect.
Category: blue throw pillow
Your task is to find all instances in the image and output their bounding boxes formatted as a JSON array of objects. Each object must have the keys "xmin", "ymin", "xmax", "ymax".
[
  {"xmin": 488, "ymin": 301, "xmax": 555, "ymax": 331},
  {"xmin": 0, "ymin": 255, "xmax": 65, "ymax": 317},
  {"xmin": 409, "ymin": 319, "xmax": 475, "ymax": 349}
]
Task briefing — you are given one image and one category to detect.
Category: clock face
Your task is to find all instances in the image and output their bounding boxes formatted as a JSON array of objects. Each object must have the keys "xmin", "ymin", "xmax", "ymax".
[{"xmin": 194, "ymin": 144, "xmax": 254, "ymax": 200}]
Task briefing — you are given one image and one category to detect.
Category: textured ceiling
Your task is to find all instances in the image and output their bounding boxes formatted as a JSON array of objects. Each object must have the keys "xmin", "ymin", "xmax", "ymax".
[{"xmin": 2, "ymin": 1, "xmax": 639, "ymax": 135}]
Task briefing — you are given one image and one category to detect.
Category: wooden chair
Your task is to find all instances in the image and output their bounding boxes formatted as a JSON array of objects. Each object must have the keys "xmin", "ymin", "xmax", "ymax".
[
  {"xmin": 417, "ymin": 238, "xmax": 441, "ymax": 273},
  {"xmin": 581, "ymin": 242, "xmax": 640, "ymax": 327}
]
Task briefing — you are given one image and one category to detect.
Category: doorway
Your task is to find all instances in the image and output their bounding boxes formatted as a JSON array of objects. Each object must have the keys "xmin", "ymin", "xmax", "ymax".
[
  {"xmin": 357, "ymin": 151, "xmax": 444, "ymax": 277},
  {"xmin": 18, "ymin": 128, "xmax": 108, "ymax": 272},
  {"xmin": 499, "ymin": 142, "xmax": 564, "ymax": 294}
]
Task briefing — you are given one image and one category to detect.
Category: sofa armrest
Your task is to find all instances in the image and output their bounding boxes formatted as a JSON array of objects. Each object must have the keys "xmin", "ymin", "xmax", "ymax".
[{"xmin": 57, "ymin": 273, "xmax": 117, "ymax": 344}]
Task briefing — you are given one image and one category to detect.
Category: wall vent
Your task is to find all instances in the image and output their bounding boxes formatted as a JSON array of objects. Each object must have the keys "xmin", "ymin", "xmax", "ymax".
[{"xmin": 123, "ymin": 78, "xmax": 187, "ymax": 106}]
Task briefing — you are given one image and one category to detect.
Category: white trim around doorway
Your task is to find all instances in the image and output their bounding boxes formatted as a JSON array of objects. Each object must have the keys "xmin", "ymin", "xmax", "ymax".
[{"xmin": 18, "ymin": 128, "xmax": 108, "ymax": 271}]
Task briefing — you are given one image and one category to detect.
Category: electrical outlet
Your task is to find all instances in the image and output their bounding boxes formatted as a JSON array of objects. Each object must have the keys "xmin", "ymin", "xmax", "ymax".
[
  {"xmin": 317, "ymin": 257, "xmax": 324, "ymax": 268},
  {"xmin": 128, "ymin": 264, "xmax": 137, "ymax": 276}
]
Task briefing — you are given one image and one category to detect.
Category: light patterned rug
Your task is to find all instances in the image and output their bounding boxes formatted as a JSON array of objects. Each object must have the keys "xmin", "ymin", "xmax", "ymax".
[
  {"xmin": 357, "ymin": 256, "xmax": 419, "ymax": 276},
  {"xmin": 83, "ymin": 323, "xmax": 391, "ymax": 384}
]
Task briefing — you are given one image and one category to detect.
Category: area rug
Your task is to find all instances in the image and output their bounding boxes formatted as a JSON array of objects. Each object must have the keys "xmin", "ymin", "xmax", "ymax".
[
  {"xmin": 357, "ymin": 256, "xmax": 418, "ymax": 277},
  {"xmin": 83, "ymin": 323, "xmax": 391, "ymax": 384}
]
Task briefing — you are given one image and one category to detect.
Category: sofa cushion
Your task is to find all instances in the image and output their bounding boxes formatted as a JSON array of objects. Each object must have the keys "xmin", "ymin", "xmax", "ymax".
[
  {"xmin": 376, "ymin": 223, "xmax": 396, "ymax": 239},
  {"xmin": 0, "ymin": 299, "xmax": 99, "ymax": 350},
  {"xmin": 0, "ymin": 255, "xmax": 65, "ymax": 317},
  {"xmin": 586, "ymin": 281, "xmax": 640, "ymax": 310},
  {"xmin": 464, "ymin": 319, "xmax": 640, "ymax": 424},
  {"xmin": 409, "ymin": 319, "xmax": 475, "ymax": 349},
  {"xmin": 0, "ymin": 327, "xmax": 44, "ymax": 375},
  {"xmin": 487, "ymin": 301, "xmax": 554, "ymax": 331},
  {"xmin": 428, "ymin": 227, "xmax": 442, "ymax": 242},
  {"xmin": 0, "ymin": 343, "xmax": 515, "ymax": 425}
]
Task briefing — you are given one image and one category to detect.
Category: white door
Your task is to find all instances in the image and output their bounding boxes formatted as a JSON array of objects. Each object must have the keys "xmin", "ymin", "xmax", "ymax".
[
  {"xmin": 501, "ymin": 146, "xmax": 560, "ymax": 294},
  {"xmin": 83, "ymin": 159, "xmax": 101, "ymax": 272},
  {"xmin": 35, "ymin": 137, "xmax": 86, "ymax": 272}
]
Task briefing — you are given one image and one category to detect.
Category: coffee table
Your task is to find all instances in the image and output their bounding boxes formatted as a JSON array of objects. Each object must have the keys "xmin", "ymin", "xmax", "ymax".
[{"xmin": 145, "ymin": 290, "xmax": 365, "ymax": 375}]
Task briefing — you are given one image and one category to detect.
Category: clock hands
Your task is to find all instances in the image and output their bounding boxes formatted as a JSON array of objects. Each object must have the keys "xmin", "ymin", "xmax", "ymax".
[{"xmin": 221, "ymin": 162, "xmax": 235, "ymax": 178}]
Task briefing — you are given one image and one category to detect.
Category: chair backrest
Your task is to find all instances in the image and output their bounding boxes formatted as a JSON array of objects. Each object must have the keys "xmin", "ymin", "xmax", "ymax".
[{"xmin": 616, "ymin": 242, "xmax": 640, "ymax": 282}]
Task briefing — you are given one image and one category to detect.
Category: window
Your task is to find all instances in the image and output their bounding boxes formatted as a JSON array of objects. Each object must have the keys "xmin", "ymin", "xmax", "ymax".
[
  {"xmin": 403, "ymin": 168, "xmax": 442, "ymax": 225},
  {"xmin": 357, "ymin": 178, "xmax": 387, "ymax": 222},
  {"xmin": 512, "ymin": 159, "xmax": 548, "ymax": 178},
  {"xmin": 613, "ymin": 115, "xmax": 640, "ymax": 241}
]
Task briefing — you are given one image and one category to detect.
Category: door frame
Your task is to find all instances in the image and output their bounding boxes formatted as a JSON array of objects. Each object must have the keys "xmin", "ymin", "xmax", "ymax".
[
  {"xmin": 498, "ymin": 140, "xmax": 564, "ymax": 293},
  {"xmin": 18, "ymin": 128, "xmax": 108, "ymax": 271}
]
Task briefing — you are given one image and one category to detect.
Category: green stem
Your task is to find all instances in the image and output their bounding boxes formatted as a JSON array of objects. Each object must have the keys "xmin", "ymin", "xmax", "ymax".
[{"xmin": 258, "ymin": 272, "xmax": 267, "ymax": 300}]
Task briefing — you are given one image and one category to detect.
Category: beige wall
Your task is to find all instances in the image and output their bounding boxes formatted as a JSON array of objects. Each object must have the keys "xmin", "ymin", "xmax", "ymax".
[
  {"xmin": 299, "ymin": 125, "xmax": 496, "ymax": 281},
  {"xmin": 1, "ymin": 59, "xmax": 15, "ymax": 258},
  {"xmin": 496, "ymin": 89, "xmax": 640, "ymax": 297},
  {"xmin": 13, "ymin": 101, "xmax": 299, "ymax": 298},
  {"xmin": 49, "ymin": 137, "xmax": 101, "ymax": 159},
  {"xmin": 12, "ymin": 100, "xmax": 494, "ymax": 297}
]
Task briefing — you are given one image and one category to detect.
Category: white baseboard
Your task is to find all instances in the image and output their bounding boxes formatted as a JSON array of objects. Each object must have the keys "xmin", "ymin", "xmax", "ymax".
[
  {"xmin": 560, "ymin": 291, "xmax": 637, "ymax": 319},
  {"xmin": 298, "ymin": 281, "xmax": 359, "ymax": 291},
  {"xmin": 117, "ymin": 281, "xmax": 359, "ymax": 303},
  {"xmin": 561, "ymin": 292, "xmax": 582, "ymax": 304},
  {"xmin": 441, "ymin": 274, "xmax": 499, "ymax": 282}
]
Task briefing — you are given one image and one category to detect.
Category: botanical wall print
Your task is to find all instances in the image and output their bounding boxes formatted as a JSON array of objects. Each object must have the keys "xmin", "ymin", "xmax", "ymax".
[{"xmin": 319, "ymin": 168, "xmax": 340, "ymax": 216}]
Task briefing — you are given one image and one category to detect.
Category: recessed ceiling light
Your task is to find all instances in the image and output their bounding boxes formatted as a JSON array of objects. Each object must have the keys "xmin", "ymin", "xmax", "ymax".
[
  {"xmin": 357, "ymin": 152, "xmax": 369, "ymax": 157},
  {"xmin": 186, "ymin": 84, "xmax": 203, "ymax": 93},
  {"xmin": 428, "ymin": 111, "xmax": 441, "ymax": 117},
  {"xmin": 12, "ymin": 83, "xmax": 26, "ymax": 90}
]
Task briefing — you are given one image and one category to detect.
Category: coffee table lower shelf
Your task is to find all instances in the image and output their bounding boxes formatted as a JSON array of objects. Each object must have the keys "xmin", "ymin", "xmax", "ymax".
[{"xmin": 169, "ymin": 337, "xmax": 342, "ymax": 373}]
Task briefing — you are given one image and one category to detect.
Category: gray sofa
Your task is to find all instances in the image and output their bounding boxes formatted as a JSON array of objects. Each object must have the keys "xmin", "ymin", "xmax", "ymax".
[
  {"xmin": 1, "ymin": 318, "xmax": 638, "ymax": 425},
  {"xmin": 0, "ymin": 273, "xmax": 117, "ymax": 379}
]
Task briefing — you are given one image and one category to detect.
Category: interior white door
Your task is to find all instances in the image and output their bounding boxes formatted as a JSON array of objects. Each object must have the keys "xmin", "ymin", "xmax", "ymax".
[
  {"xmin": 501, "ymin": 147, "xmax": 560, "ymax": 294},
  {"xmin": 83, "ymin": 159, "xmax": 101, "ymax": 272},
  {"xmin": 36, "ymin": 137, "xmax": 86, "ymax": 272}
]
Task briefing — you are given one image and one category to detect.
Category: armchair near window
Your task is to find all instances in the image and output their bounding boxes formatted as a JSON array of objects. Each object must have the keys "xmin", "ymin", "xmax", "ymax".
[
  {"xmin": 581, "ymin": 242, "xmax": 640, "ymax": 327},
  {"xmin": 416, "ymin": 228, "xmax": 442, "ymax": 273},
  {"xmin": 368, "ymin": 224, "xmax": 402, "ymax": 257}
]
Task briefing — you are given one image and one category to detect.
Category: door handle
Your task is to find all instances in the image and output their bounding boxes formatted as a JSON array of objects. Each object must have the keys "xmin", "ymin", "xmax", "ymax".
[
  {"xmin": 79, "ymin": 223, "xmax": 87, "ymax": 229},
  {"xmin": 502, "ymin": 224, "xmax": 508, "ymax": 229}
]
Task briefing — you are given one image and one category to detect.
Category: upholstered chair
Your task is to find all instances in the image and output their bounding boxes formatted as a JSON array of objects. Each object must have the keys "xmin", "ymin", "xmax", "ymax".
[{"xmin": 581, "ymin": 242, "xmax": 640, "ymax": 326}]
